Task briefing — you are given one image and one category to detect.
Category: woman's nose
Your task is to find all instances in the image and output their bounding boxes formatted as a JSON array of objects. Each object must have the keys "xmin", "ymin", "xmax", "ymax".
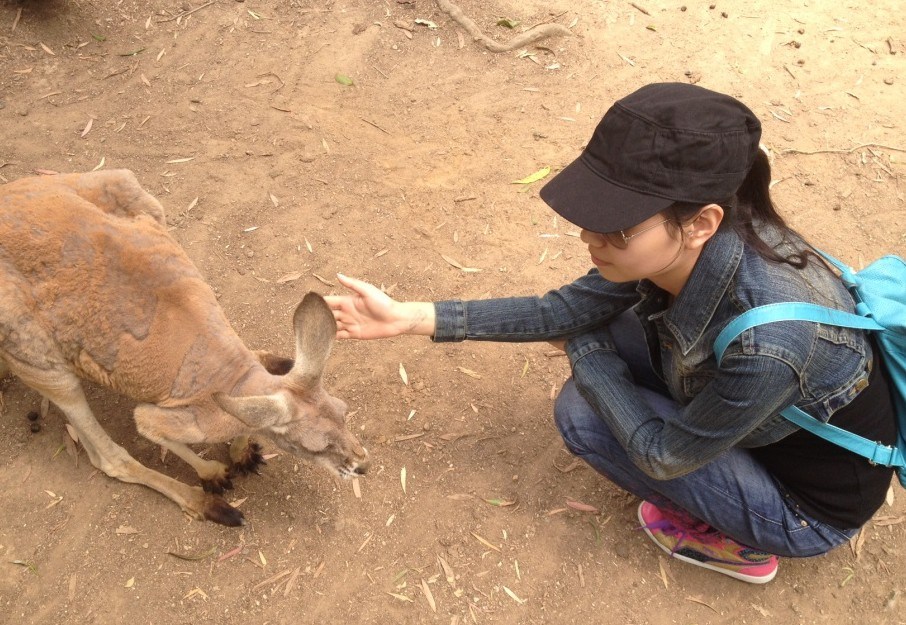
[{"xmin": 580, "ymin": 229, "xmax": 605, "ymax": 246}]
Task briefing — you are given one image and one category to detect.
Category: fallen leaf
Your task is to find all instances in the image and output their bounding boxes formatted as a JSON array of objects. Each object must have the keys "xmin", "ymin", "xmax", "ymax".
[
  {"xmin": 401, "ymin": 467, "xmax": 407, "ymax": 494},
  {"xmin": 440, "ymin": 254, "xmax": 481, "ymax": 273},
  {"xmin": 335, "ymin": 73, "xmax": 354, "ymax": 86},
  {"xmin": 116, "ymin": 525, "xmax": 139, "ymax": 535},
  {"xmin": 183, "ymin": 587, "xmax": 209, "ymax": 601},
  {"xmin": 166, "ymin": 157, "xmax": 194, "ymax": 164},
  {"xmin": 470, "ymin": 531, "xmax": 500, "ymax": 552},
  {"xmin": 80, "ymin": 118, "xmax": 93, "ymax": 138},
  {"xmin": 312, "ymin": 273, "xmax": 336, "ymax": 287},
  {"xmin": 125, "ymin": 577, "xmax": 135, "ymax": 588},
  {"xmin": 399, "ymin": 363, "xmax": 409, "ymax": 385},
  {"xmin": 386, "ymin": 592, "xmax": 413, "ymax": 603},
  {"xmin": 483, "ymin": 497, "xmax": 517, "ymax": 507},
  {"xmin": 414, "ymin": 18, "xmax": 438, "ymax": 29},
  {"xmin": 276, "ymin": 272, "xmax": 303, "ymax": 284},
  {"xmin": 512, "ymin": 166, "xmax": 551, "ymax": 185},
  {"xmin": 658, "ymin": 558, "xmax": 669, "ymax": 589},
  {"xmin": 40, "ymin": 42, "xmax": 55, "ymax": 56},
  {"xmin": 456, "ymin": 367, "xmax": 482, "ymax": 379},
  {"xmin": 685, "ymin": 595, "xmax": 719, "ymax": 613},
  {"xmin": 65, "ymin": 424, "xmax": 80, "ymax": 444},
  {"xmin": 438, "ymin": 556, "xmax": 455, "ymax": 586},
  {"xmin": 446, "ymin": 493, "xmax": 474, "ymax": 501},
  {"xmin": 503, "ymin": 586, "xmax": 526, "ymax": 604},
  {"xmin": 269, "ymin": 193, "xmax": 279, "ymax": 207},
  {"xmin": 394, "ymin": 433, "xmax": 425, "ymax": 442},
  {"xmin": 166, "ymin": 547, "xmax": 216, "ymax": 561},
  {"xmin": 565, "ymin": 499, "xmax": 599, "ymax": 513},
  {"xmin": 421, "ymin": 579, "xmax": 437, "ymax": 612}
]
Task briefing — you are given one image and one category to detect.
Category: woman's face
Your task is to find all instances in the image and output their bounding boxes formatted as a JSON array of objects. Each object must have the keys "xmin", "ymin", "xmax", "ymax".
[{"xmin": 579, "ymin": 211, "xmax": 689, "ymax": 285}]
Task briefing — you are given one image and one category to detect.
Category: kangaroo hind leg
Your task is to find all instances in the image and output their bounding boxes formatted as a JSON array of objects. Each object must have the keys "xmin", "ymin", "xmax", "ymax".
[{"xmin": 43, "ymin": 376, "xmax": 244, "ymax": 526}]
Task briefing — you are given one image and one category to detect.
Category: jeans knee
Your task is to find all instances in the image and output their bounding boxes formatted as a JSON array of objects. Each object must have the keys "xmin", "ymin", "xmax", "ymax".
[{"xmin": 553, "ymin": 381, "xmax": 597, "ymax": 456}]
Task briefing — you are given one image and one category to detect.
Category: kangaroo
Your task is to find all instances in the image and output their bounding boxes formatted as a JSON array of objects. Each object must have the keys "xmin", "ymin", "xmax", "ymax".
[{"xmin": 0, "ymin": 169, "xmax": 369, "ymax": 526}]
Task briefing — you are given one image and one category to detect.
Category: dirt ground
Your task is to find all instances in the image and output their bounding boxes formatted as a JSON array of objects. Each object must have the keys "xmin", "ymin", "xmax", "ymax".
[{"xmin": 1, "ymin": 0, "xmax": 905, "ymax": 623}]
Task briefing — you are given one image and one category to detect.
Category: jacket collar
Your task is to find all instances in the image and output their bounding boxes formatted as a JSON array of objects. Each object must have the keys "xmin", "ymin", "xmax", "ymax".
[{"xmin": 638, "ymin": 228, "xmax": 744, "ymax": 355}]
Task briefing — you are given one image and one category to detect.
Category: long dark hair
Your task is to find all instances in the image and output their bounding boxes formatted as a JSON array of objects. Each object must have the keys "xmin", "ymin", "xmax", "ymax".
[{"xmin": 664, "ymin": 150, "xmax": 816, "ymax": 269}]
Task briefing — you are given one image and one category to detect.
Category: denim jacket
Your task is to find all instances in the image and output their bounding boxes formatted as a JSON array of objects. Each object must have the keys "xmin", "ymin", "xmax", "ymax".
[{"xmin": 433, "ymin": 228, "xmax": 871, "ymax": 480}]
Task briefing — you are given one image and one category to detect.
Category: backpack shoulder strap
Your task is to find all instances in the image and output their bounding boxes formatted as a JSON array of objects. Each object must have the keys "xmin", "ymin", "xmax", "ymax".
[
  {"xmin": 781, "ymin": 405, "xmax": 904, "ymax": 468},
  {"xmin": 713, "ymin": 301, "xmax": 900, "ymax": 468},
  {"xmin": 714, "ymin": 302, "xmax": 885, "ymax": 364}
]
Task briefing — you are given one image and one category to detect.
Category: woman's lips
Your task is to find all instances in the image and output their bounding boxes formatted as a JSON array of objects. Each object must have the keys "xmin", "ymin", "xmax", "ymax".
[{"xmin": 590, "ymin": 253, "xmax": 609, "ymax": 266}]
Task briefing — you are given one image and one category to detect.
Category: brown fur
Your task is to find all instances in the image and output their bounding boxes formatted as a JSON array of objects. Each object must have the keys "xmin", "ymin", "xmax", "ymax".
[{"xmin": 0, "ymin": 170, "xmax": 369, "ymax": 526}]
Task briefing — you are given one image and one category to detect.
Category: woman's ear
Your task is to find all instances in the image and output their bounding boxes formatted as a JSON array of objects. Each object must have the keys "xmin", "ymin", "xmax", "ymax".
[{"xmin": 684, "ymin": 204, "xmax": 724, "ymax": 249}]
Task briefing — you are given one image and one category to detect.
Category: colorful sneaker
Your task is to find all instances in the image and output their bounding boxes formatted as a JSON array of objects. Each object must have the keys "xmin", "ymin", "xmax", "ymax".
[{"xmin": 637, "ymin": 501, "xmax": 779, "ymax": 584}]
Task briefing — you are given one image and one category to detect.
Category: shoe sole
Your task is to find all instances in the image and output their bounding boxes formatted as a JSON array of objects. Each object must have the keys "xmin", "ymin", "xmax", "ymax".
[{"xmin": 636, "ymin": 504, "xmax": 778, "ymax": 584}]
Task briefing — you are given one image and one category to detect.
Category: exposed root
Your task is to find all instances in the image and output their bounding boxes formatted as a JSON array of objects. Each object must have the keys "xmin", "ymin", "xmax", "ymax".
[{"xmin": 436, "ymin": 0, "xmax": 573, "ymax": 53}]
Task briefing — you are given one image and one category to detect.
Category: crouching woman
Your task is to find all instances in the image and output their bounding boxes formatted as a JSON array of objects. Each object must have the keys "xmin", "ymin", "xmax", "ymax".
[{"xmin": 325, "ymin": 83, "xmax": 897, "ymax": 584}]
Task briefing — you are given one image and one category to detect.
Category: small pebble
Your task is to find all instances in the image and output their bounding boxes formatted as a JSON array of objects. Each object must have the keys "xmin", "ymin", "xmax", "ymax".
[
  {"xmin": 27, "ymin": 411, "xmax": 40, "ymax": 421},
  {"xmin": 884, "ymin": 77, "xmax": 895, "ymax": 85},
  {"xmin": 680, "ymin": 5, "xmax": 687, "ymax": 10},
  {"xmin": 721, "ymin": 11, "xmax": 728, "ymax": 17},
  {"xmin": 30, "ymin": 422, "xmax": 41, "ymax": 433}
]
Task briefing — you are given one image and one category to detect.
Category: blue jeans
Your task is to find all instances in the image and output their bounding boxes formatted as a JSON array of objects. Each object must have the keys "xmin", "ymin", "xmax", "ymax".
[{"xmin": 554, "ymin": 312, "xmax": 858, "ymax": 558}]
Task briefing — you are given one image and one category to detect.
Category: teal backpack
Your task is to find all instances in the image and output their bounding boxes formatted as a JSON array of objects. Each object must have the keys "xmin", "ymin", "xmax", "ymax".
[{"xmin": 713, "ymin": 251, "xmax": 906, "ymax": 487}]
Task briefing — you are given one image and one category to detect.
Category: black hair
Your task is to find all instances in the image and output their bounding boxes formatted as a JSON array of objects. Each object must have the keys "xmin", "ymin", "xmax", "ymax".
[{"xmin": 663, "ymin": 150, "xmax": 816, "ymax": 269}]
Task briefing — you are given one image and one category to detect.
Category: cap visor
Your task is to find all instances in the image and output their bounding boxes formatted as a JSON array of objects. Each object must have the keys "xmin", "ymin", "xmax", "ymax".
[{"xmin": 539, "ymin": 156, "xmax": 674, "ymax": 232}]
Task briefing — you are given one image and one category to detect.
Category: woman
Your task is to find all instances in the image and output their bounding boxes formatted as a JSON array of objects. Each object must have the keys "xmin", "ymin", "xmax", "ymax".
[{"xmin": 324, "ymin": 83, "xmax": 896, "ymax": 584}]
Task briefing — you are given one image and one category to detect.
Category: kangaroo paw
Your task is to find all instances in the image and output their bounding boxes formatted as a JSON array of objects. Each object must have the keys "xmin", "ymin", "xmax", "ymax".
[
  {"xmin": 201, "ymin": 474, "xmax": 234, "ymax": 494},
  {"xmin": 230, "ymin": 440, "xmax": 266, "ymax": 476}
]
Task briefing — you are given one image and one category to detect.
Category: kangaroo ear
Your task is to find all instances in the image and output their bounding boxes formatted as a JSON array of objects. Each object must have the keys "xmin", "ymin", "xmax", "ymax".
[
  {"xmin": 289, "ymin": 292, "xmax": 336, "ymax": 388},
  {"xmin": 253, "ymin": 350, "xmax": 295, "ymax": 376},
  {"xmin": 213, "ymin": 392, "xmax": 289, "ymax": 428}
]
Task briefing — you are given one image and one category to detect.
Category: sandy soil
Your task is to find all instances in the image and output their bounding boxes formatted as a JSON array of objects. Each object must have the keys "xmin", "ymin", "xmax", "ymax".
[{"xmin": 1, "ymin": 0, "xmax": 905, "ymax": 624}]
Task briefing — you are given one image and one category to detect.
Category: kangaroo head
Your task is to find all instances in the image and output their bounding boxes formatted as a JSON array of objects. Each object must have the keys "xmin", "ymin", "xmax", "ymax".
[{"xmin": 214, "ymin": 293, "xmax": 369, "ymax": 478}]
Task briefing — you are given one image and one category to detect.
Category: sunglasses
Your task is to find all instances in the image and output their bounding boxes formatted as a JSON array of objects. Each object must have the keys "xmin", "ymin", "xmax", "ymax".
[{"xmin": 596, "ymin": 218, "xmax": 672, "ymax": 249}]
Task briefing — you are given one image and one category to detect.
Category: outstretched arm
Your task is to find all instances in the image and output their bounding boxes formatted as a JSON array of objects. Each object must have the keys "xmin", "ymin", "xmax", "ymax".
[{"xmin": 324, "ymin": 274, "xmax": 436, "ymax": 339}]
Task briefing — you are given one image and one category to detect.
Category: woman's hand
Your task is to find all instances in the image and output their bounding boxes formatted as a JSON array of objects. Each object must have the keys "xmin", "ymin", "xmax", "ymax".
[{"xmin": 324, "ymin": 274, "xmax": 436, "ymax": 339}]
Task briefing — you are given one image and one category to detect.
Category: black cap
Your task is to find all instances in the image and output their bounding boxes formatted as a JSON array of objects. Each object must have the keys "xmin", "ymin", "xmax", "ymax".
[{"xmin": 539, "ymin": 82, "xmax": 762, "ymax": 233}]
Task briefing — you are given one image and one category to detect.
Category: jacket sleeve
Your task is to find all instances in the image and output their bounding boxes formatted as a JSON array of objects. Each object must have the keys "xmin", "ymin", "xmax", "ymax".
[
  {"xmin": 566, "ymin": 326, "xmax": 804, "ymax": 479},
  {"xmin": 432, "ymin": 270, "xmax": 641, "ymax": 343}
]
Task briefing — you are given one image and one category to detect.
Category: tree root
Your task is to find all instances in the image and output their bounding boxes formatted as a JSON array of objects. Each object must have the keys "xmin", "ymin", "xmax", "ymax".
[{"xmin": 436, "ymin": 0, "xmax": 573, "ymax": 53}]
